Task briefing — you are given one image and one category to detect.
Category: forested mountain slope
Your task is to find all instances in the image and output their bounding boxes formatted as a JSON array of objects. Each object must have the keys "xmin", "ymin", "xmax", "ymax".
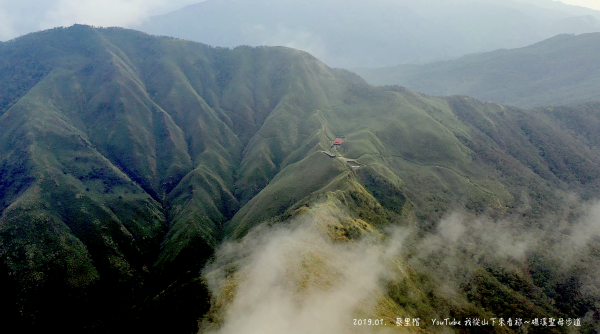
[
  {"xmin": 354, "ymin": 33, "xmax": 600, "ymax": 108},
  {"xmin": 0, "ymin": 26, "xmax": 599, "ymax": 333}
]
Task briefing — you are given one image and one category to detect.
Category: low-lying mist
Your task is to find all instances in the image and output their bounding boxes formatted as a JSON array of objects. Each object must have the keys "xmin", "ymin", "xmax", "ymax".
[
  {"xmin": 199, "ymin": 199, "xmax": 600, "ymax": 333},
  {"xmin": 201, "ymin": 203, "xmax": 407, "ymax": 334}
]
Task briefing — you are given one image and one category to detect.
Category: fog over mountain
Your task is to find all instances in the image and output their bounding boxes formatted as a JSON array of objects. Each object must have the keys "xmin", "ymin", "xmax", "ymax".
[
  {"xmin": 2, "ymin": 26, "xmax": 600, "ymax": 333},
  {"xmin": 135, "ymin": 0, "xmax": 600, "ymax": 68},
  {"xmin": 3, "ymin": 1, "xmax": 600, "ymax": 333},
  {"xmin": 202, "ymin": 202, "xmax": 600, "ymax": 334}
]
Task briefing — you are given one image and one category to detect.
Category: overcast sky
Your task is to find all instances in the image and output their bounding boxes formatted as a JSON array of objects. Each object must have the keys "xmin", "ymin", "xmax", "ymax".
[
  {"xmin": 0, "ymin": 0, "xmax": 199, "ymax": 41},
  {"xmin": 561, "ymin": 0, "xmax": 600, "ymax": 11},
  {"xmin": 1, "ymin": 0, "xmax": 600, "ymax": 41}
]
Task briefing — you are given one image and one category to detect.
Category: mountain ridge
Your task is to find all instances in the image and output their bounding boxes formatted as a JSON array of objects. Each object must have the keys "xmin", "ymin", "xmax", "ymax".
[
  {"xmin": 1, "ymin": 25, "xmax": 599, "ymax": 332},
  {"xmin": 353, "ymin": 32, "xmax": 600, "ymax": 108}
]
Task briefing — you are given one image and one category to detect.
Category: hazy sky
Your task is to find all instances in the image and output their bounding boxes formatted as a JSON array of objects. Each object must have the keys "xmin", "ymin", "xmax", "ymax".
[
  {"xmin": 0, "ymin": 0, "xmax": 599, "ymax": 41},
  {"xmin": 0, "ymin": 0, "xmax": 199, "ymax": 40},
  {"xmin": 561, "ymin": 0, "xmax": 600, "ymax": 11}
]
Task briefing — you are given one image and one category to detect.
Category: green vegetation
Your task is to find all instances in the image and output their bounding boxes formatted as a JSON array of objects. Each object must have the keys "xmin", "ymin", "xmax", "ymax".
[
  {"xmin": 354, "ymin": 33, "xmax": 600, "ymax": 108},
  {"xmin": 1, "ymin": 26, "xmax": 599, "ymax": 333}
]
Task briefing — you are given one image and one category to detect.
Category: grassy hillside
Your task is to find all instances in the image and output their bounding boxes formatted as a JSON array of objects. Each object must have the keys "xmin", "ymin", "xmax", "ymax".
[
  {"xmin": 1, "ymin": 26, "xmax": 599, "ymax": 333},
  {"xmin": 354, "ymin": 33, "xmax": 600, "ymax": 108}
]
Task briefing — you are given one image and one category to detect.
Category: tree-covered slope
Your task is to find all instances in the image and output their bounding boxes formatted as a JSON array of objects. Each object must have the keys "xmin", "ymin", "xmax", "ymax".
[
  {"xmin": 354, "ymin": 33, "xmax": 600, "ymax": 108},
  {"xmin": 1, "ymin": 26, "xmax": 599, "ymax": 333}
]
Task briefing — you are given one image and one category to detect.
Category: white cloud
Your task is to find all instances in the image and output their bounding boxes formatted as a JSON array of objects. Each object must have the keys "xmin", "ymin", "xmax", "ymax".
[
  {"xmin": 200, "ymin": 197, "xmax": 600, "ymax": 333},
  {"xmin": 0, "ymin": 8, "xmax": 16, "ymax": 41},
  {"xmin": 0, "ymin": 0, "xmax": 198, "ymax": 41},
  {"xmin": 1, "ymin": 0, "xmax": 600, "ymax": 42},
  {"xmin": 201, "ymin": 205, "xmax": 408, "ymax": 334},
  {"xmin": 39, "ymin": 0, "xmax": 167, "ymax": 30}
]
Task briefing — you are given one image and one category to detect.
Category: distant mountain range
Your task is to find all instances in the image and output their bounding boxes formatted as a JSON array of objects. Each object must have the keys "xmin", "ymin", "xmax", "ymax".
[
  {"xmin": 353, "ymin": 32, "xmax": 600, "ymax": 108},
  {"xmin": 1, "ymin": 26, "xmax": 600, "ymax": 333},
  {"xmin": 135, "ymin": 0, "xmax": 600, "ymax": 68}
]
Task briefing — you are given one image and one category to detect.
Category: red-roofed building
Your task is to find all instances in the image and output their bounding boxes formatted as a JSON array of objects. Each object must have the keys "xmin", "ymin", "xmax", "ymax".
[{"xmin": 333, "ymin": 139, "xmax": 343, "ymax": 145}]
